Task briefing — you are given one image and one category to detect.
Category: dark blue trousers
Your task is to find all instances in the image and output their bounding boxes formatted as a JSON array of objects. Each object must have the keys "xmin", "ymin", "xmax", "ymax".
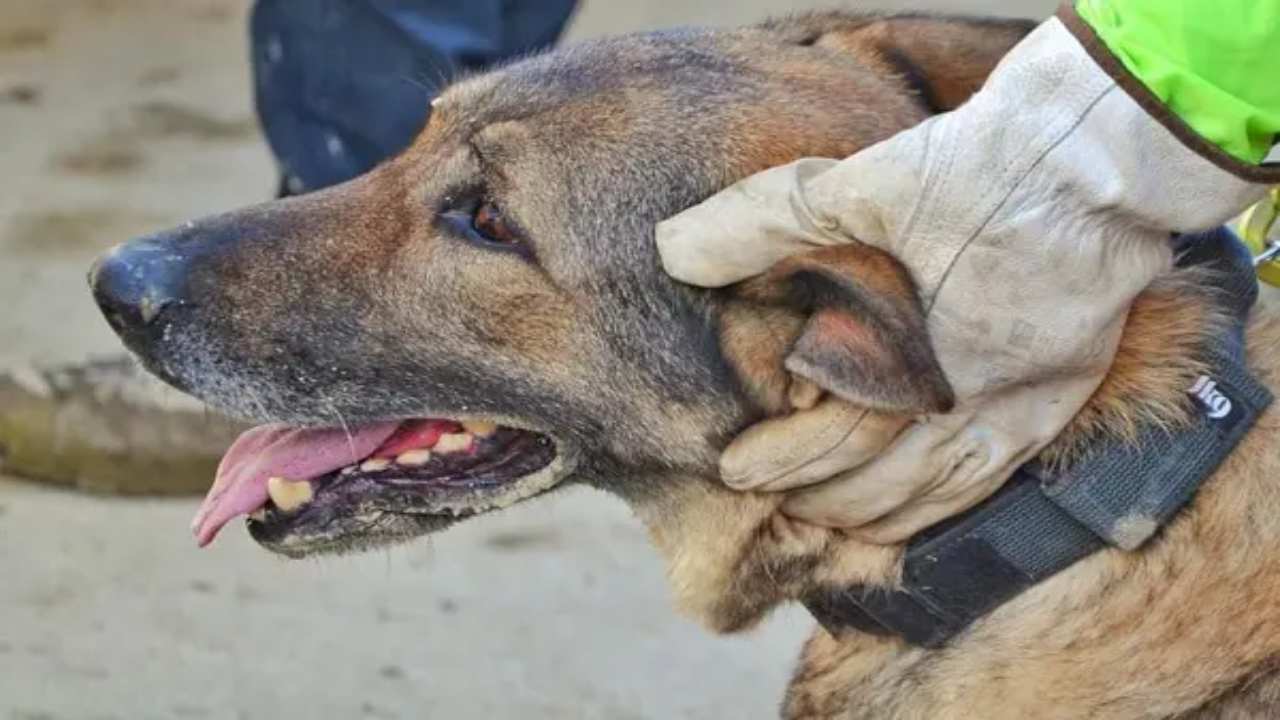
[{"xmin": 251, "ymin": 0, "xmax": 577, "ymax": 194}]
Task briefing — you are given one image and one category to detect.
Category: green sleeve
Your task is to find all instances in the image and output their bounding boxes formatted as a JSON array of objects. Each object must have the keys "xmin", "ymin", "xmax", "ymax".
[{"xmin": 1076, "ymin": 0, "xmax": 1280, "ymax": 164}]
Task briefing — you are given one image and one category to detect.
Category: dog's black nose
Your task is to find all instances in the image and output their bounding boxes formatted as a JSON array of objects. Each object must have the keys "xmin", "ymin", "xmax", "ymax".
[{"xmin": 89, "ymin": 236, "xmax": 191, "ymax": 353}]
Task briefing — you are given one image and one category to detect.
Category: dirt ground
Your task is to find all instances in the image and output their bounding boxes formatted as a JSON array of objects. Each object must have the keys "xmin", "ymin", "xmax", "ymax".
[{"xmin": 0, "ymin": 1, "xmax": 1071, "ymax": 718}]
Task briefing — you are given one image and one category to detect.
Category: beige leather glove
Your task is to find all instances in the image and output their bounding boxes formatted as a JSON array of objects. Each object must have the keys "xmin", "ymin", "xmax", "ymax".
[{"xmin": 657, "ymin": 17, "xmax": 1270, "ymax": 542}]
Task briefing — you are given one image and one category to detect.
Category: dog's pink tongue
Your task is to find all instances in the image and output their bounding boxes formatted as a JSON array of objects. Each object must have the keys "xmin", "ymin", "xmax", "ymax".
[{"xmin": 192, "ymin": 422, "xmax": 401, "ymax": 547}]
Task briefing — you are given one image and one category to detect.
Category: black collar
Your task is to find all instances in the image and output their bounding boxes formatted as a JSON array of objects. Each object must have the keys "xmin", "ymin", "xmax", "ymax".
[{"xmin": 803, "ymin": 228, "xmax": 1274, "ymax": 648}]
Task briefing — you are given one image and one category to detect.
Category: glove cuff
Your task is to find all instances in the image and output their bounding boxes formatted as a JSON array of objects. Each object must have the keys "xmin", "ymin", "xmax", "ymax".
[{"xmin": 1057, "ymin": 2, "xmax": 1280, "ymax": 185}]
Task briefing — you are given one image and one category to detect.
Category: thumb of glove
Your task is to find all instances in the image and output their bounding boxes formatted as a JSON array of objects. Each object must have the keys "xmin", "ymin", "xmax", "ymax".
[{"xmin": 656, "ymin": 159, "xmax": 845, "ymax": 288}]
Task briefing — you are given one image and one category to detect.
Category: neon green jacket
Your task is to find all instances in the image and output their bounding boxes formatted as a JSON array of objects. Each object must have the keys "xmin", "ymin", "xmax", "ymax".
[{"xmin": 1076, "ymin": 0, "xmax": 1280, "ymax": 165}]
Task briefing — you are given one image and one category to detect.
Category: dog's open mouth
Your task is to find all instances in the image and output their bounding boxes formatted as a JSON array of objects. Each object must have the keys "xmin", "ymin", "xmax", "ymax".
[{"xmin": 191, "ymin": 418, "xmax": 561, "ymax": 556}]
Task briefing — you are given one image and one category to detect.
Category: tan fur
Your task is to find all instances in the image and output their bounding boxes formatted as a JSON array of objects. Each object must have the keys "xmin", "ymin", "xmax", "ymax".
[
  {"xmin": 94, "ymin": 11, "xmax": 1280, "ymax": 717},
  {"xmin": 641, "ymin": 282, "xmax": 1280, "ymax": 719},
  {"xmin": 720, "ymin": 302, "xmax": 808, "ymax": 415},
  {"xmin": 368, "ymin": 18, "xmax": 1280, "ymax": 712},
  {"xmin": 761, "ymin": 13, "xmax": 1038, "ymax": 113},
  {"xmin": 265, "ymin": 24, "xmax": 1280, "ymax": 718},
  {"xmin": 1044, "ymin": 268, "xmax": 1231, "ymax": 469},
  {"xmin": 642, "ymin": 27, "xmax": 1280, "ymax": 709},
  {"xmin": 750, "ymin": 298, "xmax": 1280, "ymax": 719}
]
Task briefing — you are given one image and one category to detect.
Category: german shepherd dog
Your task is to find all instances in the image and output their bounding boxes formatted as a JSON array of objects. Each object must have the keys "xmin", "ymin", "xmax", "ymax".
[{"xmin": 89, "ymin": 11, "xmax": 1280, "ymax": 718}]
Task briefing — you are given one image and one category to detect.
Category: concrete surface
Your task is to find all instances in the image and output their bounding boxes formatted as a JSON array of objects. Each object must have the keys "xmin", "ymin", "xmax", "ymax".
[
  {"xmin": 0, "ymin": 476, "xmax": 812, "ymax": 720},
  {"xmin": 0, "ymin": 1, "xmax": 1075, "ymax": 718}
]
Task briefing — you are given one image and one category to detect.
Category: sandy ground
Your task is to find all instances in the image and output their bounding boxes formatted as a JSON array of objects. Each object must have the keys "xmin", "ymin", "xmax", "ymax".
[
  {"xmin": 1, "ymin": 477, "xmax": 814, "ymax": 720},
  {"xmin": 0, "ymin": 1, "xmax": 1094, "ymax": 719}
]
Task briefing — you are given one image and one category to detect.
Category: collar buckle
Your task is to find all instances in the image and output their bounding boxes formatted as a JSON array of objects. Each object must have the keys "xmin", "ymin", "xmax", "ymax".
[{"xmin": 1241, "ymin": 188, "xmax": 1280, "ymax": 286}]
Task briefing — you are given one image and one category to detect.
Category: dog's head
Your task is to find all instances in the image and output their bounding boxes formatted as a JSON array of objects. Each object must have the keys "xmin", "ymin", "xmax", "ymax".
[{"xmin": 90, "ymin": 13, "xmax": 1031, "ymax": 628}]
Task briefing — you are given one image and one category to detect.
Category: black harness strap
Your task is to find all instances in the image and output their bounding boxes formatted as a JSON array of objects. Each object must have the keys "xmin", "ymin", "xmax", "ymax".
[{"xmin": 804, "ymin": 229, "xmax": 1274, "ymax": 649}]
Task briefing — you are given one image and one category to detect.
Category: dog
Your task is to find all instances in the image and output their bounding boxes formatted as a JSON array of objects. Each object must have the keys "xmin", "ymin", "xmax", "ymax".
[{"xmin": 88, "ymin": 11, "xmax": 1280, "ymax": 718}]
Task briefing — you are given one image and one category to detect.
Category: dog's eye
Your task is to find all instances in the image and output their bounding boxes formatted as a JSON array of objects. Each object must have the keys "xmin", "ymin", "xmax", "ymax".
[
  {"xmin": 472, "ymin": 202, "xmax": 518, "ymax": 246},
  {"xmin": 439, "ymin": 199, "xmax": 532, "ymax": 260}
]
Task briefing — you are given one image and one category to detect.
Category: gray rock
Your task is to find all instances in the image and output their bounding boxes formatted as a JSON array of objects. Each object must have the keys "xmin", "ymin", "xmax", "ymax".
[{"xmin": 0, "ymin": 357, "xmax": 246, "ymax": 495}]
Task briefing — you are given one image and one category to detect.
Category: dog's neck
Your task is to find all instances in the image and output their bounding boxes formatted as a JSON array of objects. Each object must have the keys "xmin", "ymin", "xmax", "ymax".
[
  {"xmin": 638, "ymin": 262, "xmax": 1261, "ymax": 635},
  {"xmin": 784, "ymin": 312, "xmax": 1280, "ymax": 718}
]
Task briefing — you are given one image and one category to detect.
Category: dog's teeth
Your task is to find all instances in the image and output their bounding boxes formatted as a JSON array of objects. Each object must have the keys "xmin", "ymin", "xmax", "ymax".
[
  {"xmin": 360, "ymin": 458, "xmax": 391, "ymax": 473},
  {"xmin": 461, "ymin": 420, "xmax": 497, "ymax": 438},
  {"xmin": 248, "ymin": 509, "xmax": 267, "ymax": 522},
  {"xmin": 340, "ymin": 465, "xmax": 357, "ymax": 476},
  {"xmin": 396, "ymin": 449, "xmax": 432, "ymax": 467},
  {"xmin": 266, "ymin": 477, "xmax": 313, "ymax": 513},
  {"xmin": 435, "ymin": 432, "xmax": 473, "ymax": 454}
]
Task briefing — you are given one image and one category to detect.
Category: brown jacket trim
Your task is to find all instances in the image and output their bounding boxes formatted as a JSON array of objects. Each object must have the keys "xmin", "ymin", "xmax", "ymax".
[{"xmin": 1057, "ymin": 2, "xmax": 1280, "ymax": 184}]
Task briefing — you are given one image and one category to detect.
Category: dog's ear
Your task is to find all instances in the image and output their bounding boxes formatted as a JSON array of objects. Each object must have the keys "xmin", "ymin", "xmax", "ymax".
[
  {"xmin": 766, "ymin": 12, "xmax": 1036, "ymax": 112},
  {"xmin": 739, "ymin": 244, "xmax": 955, "ymax": 415}
]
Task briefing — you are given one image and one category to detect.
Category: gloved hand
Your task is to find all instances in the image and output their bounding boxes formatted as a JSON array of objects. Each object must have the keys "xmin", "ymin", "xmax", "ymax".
[{"xmin": 657, "ymin": 16, "xmax": 1270, "ymax": 542}]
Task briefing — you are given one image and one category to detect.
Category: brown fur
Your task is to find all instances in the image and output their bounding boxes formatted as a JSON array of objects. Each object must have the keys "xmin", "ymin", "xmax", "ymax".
[
  {"xmin": 772, "ymin": 301, "xmax": 1280, "ymax": 720},
  {"xmin": 90, "ymin": 11, "xmax": 1280, "ymax": 718},
  {"xmin": 1044, "ymin": 267, "xmax": 1230, "ymax": 469}
]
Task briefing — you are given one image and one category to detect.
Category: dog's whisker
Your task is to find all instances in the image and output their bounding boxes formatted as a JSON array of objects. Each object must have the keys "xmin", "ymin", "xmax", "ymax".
[
  {"xmin": 400, "ymin": 60, "xmax": 455, "ymax": 99},
  {"xmin": 326, "ymin": 400, "xmax": 359, "ymax": 463},
  {"xmin": 246, "ymin": 388, "xmax": 270, "ymax": 423},
  {"xmin": 399, "ymin": 70, "xmax": 438, "ymax": 95}
]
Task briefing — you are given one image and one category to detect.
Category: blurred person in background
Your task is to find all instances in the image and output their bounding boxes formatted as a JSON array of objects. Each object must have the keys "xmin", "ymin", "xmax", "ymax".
[{"xmin": 250, "ymin": 0, "xmax": 578, "ymax": 196}]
